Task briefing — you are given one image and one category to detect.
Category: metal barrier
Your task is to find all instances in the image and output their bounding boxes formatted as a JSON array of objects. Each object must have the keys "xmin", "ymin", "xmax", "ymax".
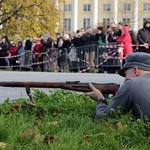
[
  {"xmin": 75, "ymin": 44, "xmax": 97, "ymax": 70},
  {"xmin": 20, "ymin": 50, "xmax": 32, "ymax": 71},
  {"xmin": 97, "ymin": 42, "xmax": 122, "ymax": 73},
  {"xmin": 44, "ymin": 48, "xmax": 59, "ymax": 72},
  {"xmin": 0, "ymin": 43, "xmax": 122, "ymax": 73}
]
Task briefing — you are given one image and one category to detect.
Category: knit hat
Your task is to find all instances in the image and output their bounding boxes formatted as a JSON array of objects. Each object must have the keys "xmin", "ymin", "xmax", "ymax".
[{"xmin": 118, "ymin": 52, "xmax": 150, "ymax": 77}]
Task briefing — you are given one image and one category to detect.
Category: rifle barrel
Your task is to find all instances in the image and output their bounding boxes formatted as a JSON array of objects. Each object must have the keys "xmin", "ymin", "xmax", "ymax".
[{"xmin": 0, "ymin": 81, "xmax": 119, "ymax": 94}]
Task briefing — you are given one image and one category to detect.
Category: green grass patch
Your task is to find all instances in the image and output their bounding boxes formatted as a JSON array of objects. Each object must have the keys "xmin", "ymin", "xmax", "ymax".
[{"xmin": 0, "ymin": 90, "xmax": 150, "ymax": 150}]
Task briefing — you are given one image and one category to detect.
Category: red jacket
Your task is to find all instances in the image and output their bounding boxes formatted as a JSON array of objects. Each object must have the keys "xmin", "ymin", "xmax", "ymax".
[
  {"xmin": 34, "ymin": 38, "xmax": 43, "ymax": 58},
  {"xmin": 9, "ymin": 45, "xmax": 18, "ymax": 56},
  {"xmin": 117, "ymin": 26, "xmax": 133, "ymax": 55}
]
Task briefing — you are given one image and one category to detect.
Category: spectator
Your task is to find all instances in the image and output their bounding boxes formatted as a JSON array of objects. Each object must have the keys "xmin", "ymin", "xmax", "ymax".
[
  {"xmin": 41, "ymin": 32, "xmax": 53, "ymax": 53},
  {"xmin": 54, "ymin": 33, "xmax": 63, "ymax": 72},
  {"xmin": 117, "ymin": 25, "xmax": 133, "ymax": 63},
  {"xmin": 24, "ymin": 36, "xmax": 32, "ymax": 51},
  {"xmin": 137, "ymin": 20, "xmax": 150, "ymax": 53},
  {"xmin": 40, "ymin": 32, "xmax": 54, "ymax": 71},
  {"xmin": 127, "ymin": 24, "xmax": 138, "ymax": 51},
  {"xmin": 0, "ymin": 36, "xmax": 9, "ymax": 68},
  {"xmin": 17, "ymin": 40, "xmax": 24, "ymax": 69},
  {"xmin": 21, "ymin": 36, "xmax": 32, "ymax": 71},
  {"xmin": 82, "ymin": 27, "xmax": 95, "ymax": 68},
  {"xmin": 67, "ymin": 46, "xmax": 78, "ymax": 72},
  {"xmin": 32, "ymin": 36, "xmax": 43, "ymax": 71},
  {"xmin": 71, "ymin": 29, "xmax": 84, "ymax": 69},
  {"xmin": 116, "ymin": 22, "xmax": 124, "ymax": 37},
  {"xmin": 95, "ymin": 26, "xmax": 106, "ymax": 45},
  {"xmin": 9, "ymin": 42, "xmax": 19, "ymax": 70},
  {"xmin": 107, "ymin": 22, "xmax": 118, "ymax": 43},
  {"xmin": 60, "ymin": 33, "xmax": 72, "ymax": 71},
  {"xmin": 54, "ymin": 33, "xmax": 63, "ymax": 49}
]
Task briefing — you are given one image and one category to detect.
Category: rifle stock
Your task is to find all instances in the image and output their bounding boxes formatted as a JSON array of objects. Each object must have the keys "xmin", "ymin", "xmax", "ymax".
[{"xmin": 0, "ymin": 81, "xmax": 119, "ymax": 94}]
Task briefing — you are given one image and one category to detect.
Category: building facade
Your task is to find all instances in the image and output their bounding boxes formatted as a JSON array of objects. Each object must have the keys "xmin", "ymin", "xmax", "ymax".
[{"xmin": 62, "ymin": 0, "xmax": 150, "ymax": 33}]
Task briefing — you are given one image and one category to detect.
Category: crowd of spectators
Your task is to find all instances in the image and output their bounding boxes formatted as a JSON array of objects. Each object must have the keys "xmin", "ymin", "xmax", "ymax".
[{"xmin": 0, "ymin": 20, "xmax": 149, "ymax": 72}]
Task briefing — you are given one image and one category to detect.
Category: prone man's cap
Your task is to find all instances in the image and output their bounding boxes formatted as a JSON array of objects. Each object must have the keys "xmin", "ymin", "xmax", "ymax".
[{"xmin": 118, "ymin": 52, "xmax": 150, "ymax": 77}]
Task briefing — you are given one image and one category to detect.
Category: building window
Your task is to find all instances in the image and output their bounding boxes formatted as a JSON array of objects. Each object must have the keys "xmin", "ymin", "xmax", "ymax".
[
  {"xmin": 143, "ymin": 3, "xmax": 150, "ymax": 11},
  {"xmin": 103, "ymin": 4, "xmax": 111, "ymax": 11},
  {"xmin": 83, "ymin": 18, "xmax": 91, "ymax": 28},
  {"xmin": 122, "ymin": 18, "xmax": 131, "ymax": 24},
  {"xmin": 64, "ymin": 18, "xmax": 71, "ymax": 31},
  {"xmin": 64, "ymin": 4, "xmax": 72, "ymax": 12},
  {"xmin": 103, "ymin": 18, "xmax": 111, "ymax": 25},
  {"xmin": 143, "ymin": 18, "xmax": 150, "ymax": 23},
  {"xmin": 83, "ymin": 4, "xmax": 91, "ymax": 12},
  {"xmin": 123, "ymin": 3, "xmax": 131, "ymax": 11}
]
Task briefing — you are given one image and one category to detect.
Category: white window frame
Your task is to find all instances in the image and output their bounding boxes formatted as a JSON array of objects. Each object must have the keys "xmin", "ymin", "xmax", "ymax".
[
  {"xmin": 64, "ymin": 4, "xmax": 72, "ymax": 12},
  {"xmin": 103, "ymin": 18, "xmax": 111, "ymax": 25},
  {"xmin": 83, "ymin": 18, "xmax": 91, "ymax": 29},
  {"xmin": 64, "ymin": 18, "xmax": 71, "ymax": 31},
  {"xmin": 83, "ymin": 4, "xmax": 91, "ymax": 12},
  {"xmin": 123, "ymin": 3, "xmax": 131, "ymax": 11},
  {"xmin": 103, "ymin": 4, "xmax": 111, "ymax": 11},
  {"xmin": 122, "ymin": 18, "xmax": 131, "ymax": 24},
  {"xmin": 143, "ymin": 3, "xmax": 150, "ymax": 11}
]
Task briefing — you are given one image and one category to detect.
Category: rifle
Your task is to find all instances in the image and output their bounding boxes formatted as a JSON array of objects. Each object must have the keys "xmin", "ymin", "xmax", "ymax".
[{"xmin": 0, "ymin": 81, "xmax": 119, "ymax": 95}]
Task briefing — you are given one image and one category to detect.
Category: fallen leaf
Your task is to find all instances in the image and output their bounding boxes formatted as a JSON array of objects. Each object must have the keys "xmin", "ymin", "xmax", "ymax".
[
  {"xmin": 36, "ymin": 109, "xmax": 45, "ymax": 119},
  {"xmin": 43, "ymin": 135, "xmax": 58, "ymax": 144},
  {"xmin": 116, "ymin": 122, "xmax": 128, "ymax": 131},
  {"xmin": 82, "ymin": 132, "xmax": 89, "ymax": 140},
  {"xmin": 47, "ymin": 121, "xmax": 58, "ymax": 126},
  {"xmin": 26, "ymin": 101, "xmax": 36, "ymax": 107},
  {"xmin": 34, "ymin": 133, "xmax": 44, "ymax": 143},
  {"xmin": 21, "ymin": 127, "xmax": 38, "ymax": 138},
  {"xmin": 0, "ymin": 142, "xmax": 6, "ymax": 149},
  {"xmin": 11, "ymin": 104, "xmax": 22, "ymax": 112}
]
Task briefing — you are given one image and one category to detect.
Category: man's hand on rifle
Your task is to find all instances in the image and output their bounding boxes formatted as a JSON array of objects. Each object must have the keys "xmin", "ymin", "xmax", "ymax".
[{"xmin": 85, "ymin": 83, "xmax": 104, "ymax": 101}]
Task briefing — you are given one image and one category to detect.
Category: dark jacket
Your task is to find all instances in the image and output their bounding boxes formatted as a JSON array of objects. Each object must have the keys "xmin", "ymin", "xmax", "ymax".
[
  {"xmin": 0, "ymin": 41, "xmax": 9, "ymax": 57},
  {"xmin": 137, "ymin": 21, "xmax": 150, "ymax": 44},
  {"xmin": 116, "ymin": 29, "xmax": 122, "ymax": 37},
  {"xmin": 41, "ymin": 38, "xmax": 53, "ymax": 52},
  {"xmin": 106, "ymin": 31, "xmax": 117, "ymax": 43},
  {"xmin": 137, "ymin": 21, "xmax": 150, "ymax": 52},
  {"xmin": 82, "ymin": 33, "xmax": 95, "ymax": 46},
  {"xmin": 24, "ymin": 39, "xmax": 32, "ymax": 51},
  {"xmin": 95, "ymin": 32, "xmax": 106, "ymax": 44},
  {"xmin": 81, "ymin": 33, "xmax": 95, "ymax": 52},
  {"xmin": 95, "ymin": 32, "xmax": 106, "ymax": 45},
  {"xmin": 96, "ymin": 73, "xmax": 150, "ymax": 119},
  {"xmin": 71, "ymin": 36, "xmax": 83, "ymax": 47},
  {"xmin": 61, "ymin": 39, "xmax": 72, "ymax": 53},
  {"xmin": 129, "ymin": 30, "xmax": 137, "ymax": 44}
]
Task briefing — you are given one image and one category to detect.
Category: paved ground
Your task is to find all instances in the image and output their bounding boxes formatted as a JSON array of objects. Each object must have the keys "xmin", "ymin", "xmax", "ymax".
[{"xmin": 0, "ymin": 71, "xmax": 124, "ymax": 103}]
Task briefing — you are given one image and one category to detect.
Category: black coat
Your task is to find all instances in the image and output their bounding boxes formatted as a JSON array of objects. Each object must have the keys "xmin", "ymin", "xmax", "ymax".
[
  {"xmin": 137, "ymin": 28, "xmax": 150, "ymax": 44},
  {"xmin": 61, "ymin": 39, "xmax": 71, "ymax": 53},
  {"xmin": 24, "ymin": 39, "xmax": 32, "ymax": 51},
  {"xmin": 95, "ymin": 33, "xmax": 106, "ymax": 44},
  {"xmin": 137, "ymin": 21, "xmax": 150, "ymax": 53},
  {"xmin": 0, "ymin": 41, "xmax": 9, "ymax": 57},
  {"xmin": 82, "ymin": 33, "xmax": 95, "ymax": 46},
  {"xmin": 71, "ymin": 36, "xmax": 83, "ymax": 47}
]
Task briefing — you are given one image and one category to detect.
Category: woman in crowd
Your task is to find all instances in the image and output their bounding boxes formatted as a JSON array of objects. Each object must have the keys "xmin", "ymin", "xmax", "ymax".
[
  {"xmin": 9, "ymin": 42, "xmax": 19, "ymax": 70},
  {"xmin": 117, "ymin": 25, "xmax": 133, "ymax": 64},
  {"xmin": 0, "ymin": 36, "xmax": 9, "ymax": 68}
]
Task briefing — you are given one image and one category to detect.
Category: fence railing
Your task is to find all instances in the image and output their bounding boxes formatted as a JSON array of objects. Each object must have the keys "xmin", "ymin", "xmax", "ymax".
[{"xmin": 0, "ymin": 43, "xmax": 123, "ymax": 73}]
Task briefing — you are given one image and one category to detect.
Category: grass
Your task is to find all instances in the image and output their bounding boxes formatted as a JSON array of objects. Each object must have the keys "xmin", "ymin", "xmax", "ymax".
[{"xmin": 0, "ymin": 90, "xmax": 150, "ymax": 150}]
